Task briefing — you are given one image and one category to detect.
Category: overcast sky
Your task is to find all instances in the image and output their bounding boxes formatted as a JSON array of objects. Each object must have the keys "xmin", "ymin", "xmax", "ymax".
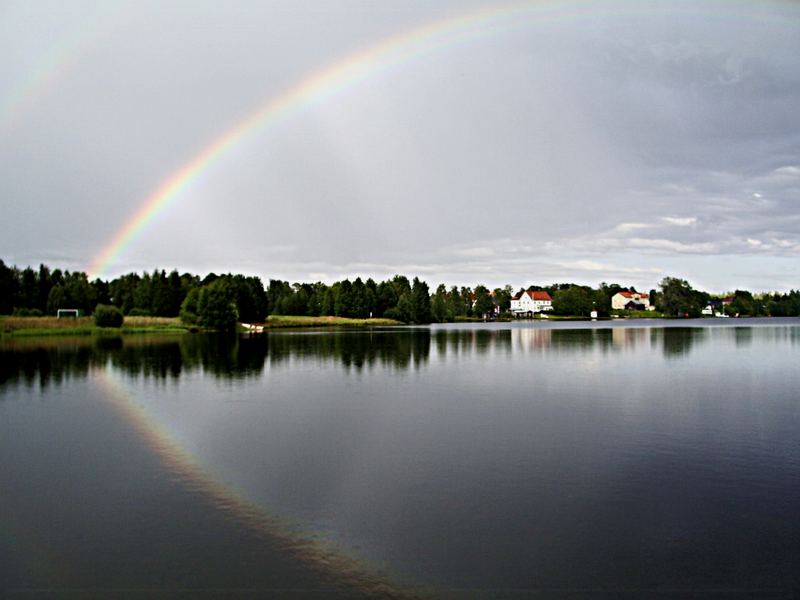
[{"xmin": 2, "ymin": 0, "xmax": 799, "ymax": 292}]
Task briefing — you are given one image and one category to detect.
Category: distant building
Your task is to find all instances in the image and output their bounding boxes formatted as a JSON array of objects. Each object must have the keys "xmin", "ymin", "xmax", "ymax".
[
  {"xmin": 611, "ymin": 291, "xmax": 653, "ymax": 311},
  {"xmin": 703, "ymin": 297, "xmax": 732, "ymax": 317},
  {"xmin": 510, "ymin": 290, "xmax": 553, "ymax": 316},
  {"xmin": 470, "ymin": 292, "xmax": 501, "ymax": 319}
]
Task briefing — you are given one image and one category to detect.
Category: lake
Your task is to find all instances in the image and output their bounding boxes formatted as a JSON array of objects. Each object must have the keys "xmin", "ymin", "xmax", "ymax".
[{"xmin": 2, "ymin": 319, "xmax": 799, "ymax": 599}]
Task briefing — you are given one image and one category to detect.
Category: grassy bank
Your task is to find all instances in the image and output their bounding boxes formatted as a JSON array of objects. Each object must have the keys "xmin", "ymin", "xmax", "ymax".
[
  {"xmin": 0, "ymin": 315, "xmax": 190, "ymax": 337},
  {"xmin": 1, "ymin": 314, "xmax": 402, "ymax": 337},
  {"xmin": 262, "ymin": 315, "xmax": 403, "ymax": 329},
  {"xmin": 610, "ymin": 309, "xmax": 665, "ymax": 318}
]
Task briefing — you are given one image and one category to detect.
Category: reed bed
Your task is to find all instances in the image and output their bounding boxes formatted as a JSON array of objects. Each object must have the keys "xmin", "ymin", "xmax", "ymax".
[{"xmin": 264, "ymin": 315, "xmax": 402, "ymax": 328}]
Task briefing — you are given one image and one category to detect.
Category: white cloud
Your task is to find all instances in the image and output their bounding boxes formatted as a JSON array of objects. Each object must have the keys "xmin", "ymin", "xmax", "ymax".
[
  {"xmin": 628, "ymin": 238, "xmax": 718, "ymax": 254},
  {"xmin": 661, "ymin": 216, "xmax": 697, "ymax": 227},
  {"xmin": 2, "ymin": 1, "xmax": 799, "ymax": 292},
  {"xmin": 558, "ymin": 260, "xmax": 660, "ymax": 275},
  {"xmin": 772, "ymin": 166, "xmax": 800, "ymax": 177},
  {"xmin": 614, "ymin": 222, "xmax": 653, "ymax": 232},
  {"xmin": 452, "ymin": 247, "xmax": 495, "ymax": 258}
]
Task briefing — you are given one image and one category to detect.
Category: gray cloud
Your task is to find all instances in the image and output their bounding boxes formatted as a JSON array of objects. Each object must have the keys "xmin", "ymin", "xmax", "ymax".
[{"xmin": 1, "ymin": 0, "xmax": 799, "ymax": 292}]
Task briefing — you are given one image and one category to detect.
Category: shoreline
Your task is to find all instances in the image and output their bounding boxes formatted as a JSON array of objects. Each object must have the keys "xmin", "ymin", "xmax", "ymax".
[{"xmin": 2, "ymin": 313, "xmax": 791, "ymax": 339}]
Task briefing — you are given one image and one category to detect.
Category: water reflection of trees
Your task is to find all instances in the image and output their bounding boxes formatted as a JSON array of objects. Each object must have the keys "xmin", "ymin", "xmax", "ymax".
[
  {"xmin": 433, "ymin": 329, "xmax": 511, "ymax": 359},
  {"xmin": 0, "ymin": 339, "xmax": 96, "ymax": 389},
  {"xmin": 2, "ymin": 324, "xmax": 764, "ymax": 390},
  {"xmin": 0, "ymin": 331, "xmax": 436, "ymax": 389},
  {"xmin": 261, "ymin": 330, "xmax": 431, "ymax": 372}
]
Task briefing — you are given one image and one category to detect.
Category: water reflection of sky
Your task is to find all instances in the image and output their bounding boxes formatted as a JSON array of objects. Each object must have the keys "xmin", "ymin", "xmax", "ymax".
[{"xmin": 2, "ymin": 320, "xmax": 799, "ymax": 597}]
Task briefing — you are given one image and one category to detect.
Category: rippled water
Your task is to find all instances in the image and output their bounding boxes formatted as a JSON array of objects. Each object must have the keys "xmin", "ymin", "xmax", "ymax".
[{"xmin": 2, "ymin": 320, "xmax": 799, "ymax": 598}]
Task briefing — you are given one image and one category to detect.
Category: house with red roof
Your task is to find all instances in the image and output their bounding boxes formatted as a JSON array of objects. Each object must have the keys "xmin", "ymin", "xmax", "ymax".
[
  {"xmin": 611, "ymin": 291, "xmax": 653, "ymax": 311},
  {"xmin": 510, "ymin": 290, "xmax": 553, "ymax": 316}
]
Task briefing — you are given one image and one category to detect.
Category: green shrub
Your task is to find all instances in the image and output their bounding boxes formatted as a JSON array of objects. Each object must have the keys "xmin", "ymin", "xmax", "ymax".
[
  {"xmin": 127, "ymin": 307, "xmax": 151, "ymax": 316},
  {"xmin": 12, "ymin": 307, "xmax": 43, "ymax": 317},
  {"xmin": 179, "ymin": 287, "xmax": 200, "ymax": 324},
  {"xmin": 94, "ymin": 304, "xmax": 124, "ymax": 328},
  {"xmin": 196, "ymin": 281, "xmax": 238, "ymax": 331}
]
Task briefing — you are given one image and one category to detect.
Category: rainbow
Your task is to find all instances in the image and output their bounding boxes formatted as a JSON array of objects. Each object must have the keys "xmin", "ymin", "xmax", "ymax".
[
  {"xmin": 0, "ymin": 3, "xmax": 129, "ymax": 133},
  {"xmin": 85, "ymin": 0, "xmax": 796, "ymax": 279},
  {"xmin": 94, "ymin": 366, "xmax": 427, "ymax": 598}
]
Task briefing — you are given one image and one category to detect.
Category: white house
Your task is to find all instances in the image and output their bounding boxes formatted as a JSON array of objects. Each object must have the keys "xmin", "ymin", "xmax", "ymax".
[
  {"xmin": 611, "ymin": 291, "xmax": 653, "ymax": 311},
  {"xmin": 510, "ymin": 290, "xmax": 553, "ymax": 316}
]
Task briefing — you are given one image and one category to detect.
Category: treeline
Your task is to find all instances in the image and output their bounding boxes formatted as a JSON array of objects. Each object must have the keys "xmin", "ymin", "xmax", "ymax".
[
  {"xmin": 655, "ymin": 277, "xmax": 800, "ymax": 318},
  {"xmin": 1, "ymin": 259, "xmax": 799, "ymax": 325}
]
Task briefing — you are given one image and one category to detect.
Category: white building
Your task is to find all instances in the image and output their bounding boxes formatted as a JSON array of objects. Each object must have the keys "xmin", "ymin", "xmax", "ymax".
[
  {"xmin": 611, "ymin": 291, "xmax": 653, "ymax": 311},
  {"xmin": 510, "ymin": 290, "xmax": 553, "ymax": 316}
]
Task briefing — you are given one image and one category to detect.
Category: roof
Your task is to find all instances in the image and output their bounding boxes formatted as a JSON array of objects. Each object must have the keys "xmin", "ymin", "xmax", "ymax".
[
  {"xmin": 512, "ymin": 290, "xmax": 552, "ymax": 302},
  {"xmin": 528, "ymin": 291, "xmax": 552, "ymax": 301}
]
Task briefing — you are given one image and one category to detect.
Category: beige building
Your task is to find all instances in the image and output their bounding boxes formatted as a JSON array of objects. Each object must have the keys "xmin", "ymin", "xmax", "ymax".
[{"xmin": 611, "ymin": 291, "xmax": 653, "ymax": 311}]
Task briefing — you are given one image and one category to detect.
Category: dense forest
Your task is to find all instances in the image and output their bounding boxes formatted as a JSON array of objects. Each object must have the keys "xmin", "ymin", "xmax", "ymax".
[{"xmin": 1, "ymin": 259, "xmax": 799, "ymax": 326}]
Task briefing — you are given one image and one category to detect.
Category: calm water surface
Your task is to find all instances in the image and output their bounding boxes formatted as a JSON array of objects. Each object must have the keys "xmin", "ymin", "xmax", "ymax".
[{"xmin": 2, "ymin": 320, "xmax": 799, "ymax": 598}]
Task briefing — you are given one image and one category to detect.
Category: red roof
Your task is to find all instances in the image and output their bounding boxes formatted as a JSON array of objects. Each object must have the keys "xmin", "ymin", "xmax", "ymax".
[
  {"xmin": 512, "ymin": 290, "xmax": 552, "ymax": 302},
  {"xmin": 528, "ymin": 291, "xmax": 552, "ymax": 301}
]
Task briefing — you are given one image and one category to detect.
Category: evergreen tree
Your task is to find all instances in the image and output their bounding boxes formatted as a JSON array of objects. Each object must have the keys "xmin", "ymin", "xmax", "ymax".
[
  {"xmin": 150, "ymin": 270, "xmax": 173, "ymax": 316},
  {"xmin": 62, "ymin": 271, "xmax": 95, "ymax": 313},
  {"xmin": 448, "ymin": 286, "xmax": 464, "ymax": 317},
  {"xmin": 321, "ymin": 287, "xmax": 335, "ymax": 316},
  {"xmin": 0, "ymin": 260, "xmax": 19, "ymax": 314},
  {"xmin": 365, "ymin": 278, "xmax": 378, "ymax": 317},
  {"xmin": 334, "ymin": 279, "xmax": 353, "ymax": 317},
  {"xmin": 267, "ymin": 279, "xmax": 291, "ymax": 315},
  {"xmin": 375, "ymin": 280, "xmax": 398, "ymax": 317},
  {"xmin": 285, "ymin": 282, "xmax": 309, "ymax": 316},
  {"xmin": 391, "ymin": 275, "xmax": 411, "ymax": 300},
  {"xmin": 133, "ymin": 272, "xmax": 153, "ymax": 314},
  {"xmin": 306, "ymin": 283, "xmax": 325, "ymax": 316},
  {"xmin": 411, "ymin": 277, "xmax": 431, "ymax": 323},
  {"xmin": 37, "ymin": 264, "xmax": 51, "ymax": 313},
  {"xmin": 92, "ymin": 278, "xmax": 111, "ymax": 307},
  {"xmin": 19, "ymin": 267, "xmax": 37, "ymax": 309},
  {"xmin": 351, "ymin": 277, "xmax": 368, "ymax": 318}
]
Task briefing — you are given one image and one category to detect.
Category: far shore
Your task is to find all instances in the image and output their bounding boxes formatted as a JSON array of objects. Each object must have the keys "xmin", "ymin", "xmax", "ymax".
[
  {"xmin": 0, "ymin": 315, "xmax": 191, "ymax": 337},
  {"xmin": 3, "ymin": 311, "xmax": 780, "ymax": 339},
  {"xmin": 0, "ymin": 314, "xmax": 404, "ymax": 338},
  {"xmin": 245, "ymin": 315, "xmax": 404, "ymax": 330}
]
